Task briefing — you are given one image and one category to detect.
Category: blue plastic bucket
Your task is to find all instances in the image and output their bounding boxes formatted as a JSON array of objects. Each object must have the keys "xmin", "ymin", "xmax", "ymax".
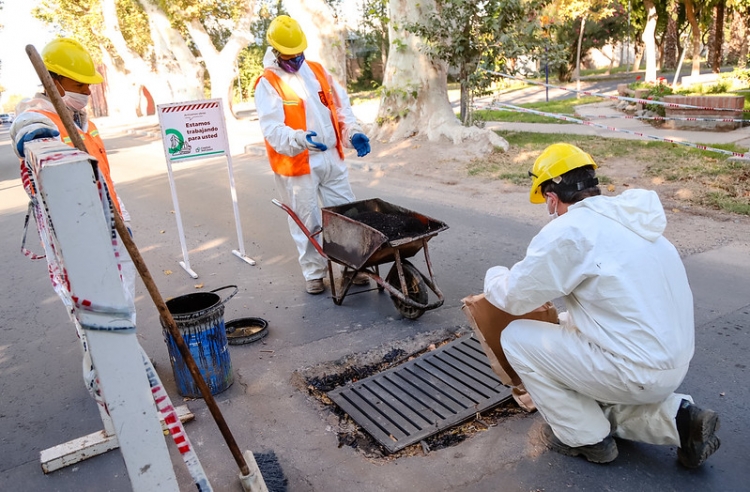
[{"xmin": 161, "ymin": 285, "xmax": 237, "ymax": 398}]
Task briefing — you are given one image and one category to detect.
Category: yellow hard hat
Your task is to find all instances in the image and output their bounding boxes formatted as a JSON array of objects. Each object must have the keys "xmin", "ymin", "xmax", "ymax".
[
  {"xmin": 529, "ymin": 143, "xmax": 597, "ymax": 203},
  {"xmin": 266, "ymin": 15, "xmax": 307, "ymax": 55},
  {"xmin": 42, "ymin": 38, "xmax": 103, "ymax": 85}
]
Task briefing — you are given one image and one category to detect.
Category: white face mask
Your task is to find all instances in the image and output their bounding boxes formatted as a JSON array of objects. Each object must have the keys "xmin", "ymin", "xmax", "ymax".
[
  {"xmin": 63, "ymin": 92, "xmax": 90, "ymax": 111},
  {"xmin": 546, "ymin": 195, "xmax": 559, "ymax": 220}
]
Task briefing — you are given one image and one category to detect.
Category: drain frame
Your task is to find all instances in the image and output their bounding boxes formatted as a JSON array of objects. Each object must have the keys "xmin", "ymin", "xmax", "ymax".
[{"xmin": 327, "ymin": 335, "xmax": 511, "ymax": 453}]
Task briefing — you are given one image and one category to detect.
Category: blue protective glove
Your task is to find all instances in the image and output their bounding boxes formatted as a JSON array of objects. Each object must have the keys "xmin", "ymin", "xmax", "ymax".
[
  {"xmin": 305, "ymin": 131, "xmax": 328, "ymax": 152},
  {"xmin": 16, "ymin": 127, "xmax": 61, "ymax": 158},
  {"xmin": 351, "ymin": 133, "xmax": 370, "ymax": 157}
]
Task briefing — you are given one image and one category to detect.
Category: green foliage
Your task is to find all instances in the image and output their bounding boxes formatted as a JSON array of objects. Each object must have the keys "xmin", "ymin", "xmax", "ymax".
[
  {"xmin": 485, "ymin": 131, "xmax": 750, "ymax": 215},
  {"xmin": 547, "ymin": 2, "xmax": 631, "ymax": 81},
  {"xmin": 628, "ymin": 78, "xmax": 673, "ymax": 115},
  {"xmin": 33, "ymin": 0, "xmax": 106, "ymax": 60},
  {"xmin": 473, "ymin": 96, "xmax": 600, "ymax": 123},
  {"xmin": 405, "ymin": 0, "xmax": 557, "ymax": 124},
  {"xmin": 350, "ymin": 0, "xmax": 388, "ymax": 88},
  {"xmin": 158, "ymin": 0, "xmax": 250, "ymax": 51},
  {"xmin": 238, "ymin": 45, "xmax": 265, "ymax": 100},
  {"xmin": 116, "ymin": 0, "xmax": 152, "ymax": 59}
]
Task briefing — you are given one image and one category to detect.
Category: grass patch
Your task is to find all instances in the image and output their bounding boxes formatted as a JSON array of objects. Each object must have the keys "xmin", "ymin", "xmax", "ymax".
[
  {"xmin": 466, "ymin": 131, "xmax": 750, "ymax": 215},
  {"xmin": 474, "ymin": 96, "xmax": 601, "ymax": 124}
]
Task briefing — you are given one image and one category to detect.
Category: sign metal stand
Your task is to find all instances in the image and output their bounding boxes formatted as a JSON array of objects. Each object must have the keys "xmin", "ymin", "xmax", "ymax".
[{"xmin": 157, "ymin": 99, "xmax": 256, "ymax": 278}]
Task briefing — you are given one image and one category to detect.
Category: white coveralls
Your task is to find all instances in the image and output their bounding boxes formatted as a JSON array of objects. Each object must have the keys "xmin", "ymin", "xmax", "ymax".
[
  {"xmin": 484, "ymin": 189, "xmax": 695, "ymax": 448},
  {"xmin": 255, "ymin": 48, "xmax": 364, "ymax": 281}
]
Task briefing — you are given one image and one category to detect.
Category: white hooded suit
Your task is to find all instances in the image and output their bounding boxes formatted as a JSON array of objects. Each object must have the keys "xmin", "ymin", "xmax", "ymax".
[
  {"xmin": 485, "ymin": 189, "xmax": 695, "ymax": 447},
  {"xmin": 255, "ymin": 48, "xmax": 364, "ymax": 281}
]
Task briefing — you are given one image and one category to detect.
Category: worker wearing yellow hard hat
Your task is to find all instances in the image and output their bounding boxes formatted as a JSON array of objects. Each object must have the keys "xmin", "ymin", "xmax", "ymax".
[
  {"xmin": 255, "ymin": 15, "xmax": 372, "ymax": 295},
  {"xmin": 10, "ymin": 37, "xmax": 139, "ymax": 415},
  {"xmin": 266, "ymin": 14, "xmax": 309, "ymax": 56},
  {"xmin": 481, "ymin": 142, "xmax": 719, "ymax": 468},
  {"xmin": 11, "ymin": 36, "xmax": 136, "ymax": 320}
]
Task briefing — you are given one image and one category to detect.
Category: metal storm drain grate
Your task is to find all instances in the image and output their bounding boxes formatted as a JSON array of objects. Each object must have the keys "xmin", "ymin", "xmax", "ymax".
[{"xmin": 327, "ymin": 335, "xmax": 512, "ymax": 453}]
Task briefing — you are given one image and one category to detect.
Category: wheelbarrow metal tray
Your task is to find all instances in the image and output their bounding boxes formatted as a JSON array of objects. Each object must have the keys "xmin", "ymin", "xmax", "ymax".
[{"xmin": 322, "ymin": 198, "xmax": 449, "ymax": 271}]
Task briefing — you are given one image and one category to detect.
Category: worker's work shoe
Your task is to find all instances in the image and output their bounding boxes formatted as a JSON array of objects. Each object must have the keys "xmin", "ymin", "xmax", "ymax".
[
  {"xmin": 352, "ymin": 272, "xmax": 370, "ymax": 285},
  {"xmin": 676, "ymin": 400, "xmax": 720, "ymax": 468},
  {"xmin": 540, "ymin": 424, "xmax": 618, "ymax": 464},
  {"xmin": 305, "ymin": 278, "xmax": 325, "ymax": 295}
]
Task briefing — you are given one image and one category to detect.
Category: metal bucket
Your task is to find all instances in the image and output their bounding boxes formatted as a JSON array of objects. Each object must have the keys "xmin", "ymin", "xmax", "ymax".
[{"xmin": 161, "ymin": 285, "xmax": 237, "ymax": 398}]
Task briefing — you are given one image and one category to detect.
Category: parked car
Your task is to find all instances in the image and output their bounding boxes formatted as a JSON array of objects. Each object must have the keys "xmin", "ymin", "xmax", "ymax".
[{"xmin": 0, "ymin": 113, "xmax": 13, "ymax": 124}]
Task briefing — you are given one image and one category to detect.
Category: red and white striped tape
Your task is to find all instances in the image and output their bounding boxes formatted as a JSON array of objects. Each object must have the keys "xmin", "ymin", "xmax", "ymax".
[
  {"xmin": 490, "ymin": 102, "xmax": 750, "ymax": 160},
  {"xmin": 485, "ymin": 71, "xmax": 748, "ymax": 113},
  {"xmin": 477, "ymin": 102, "xmax": 749, "ymax": 123},
  {"xmin": 143, "ymin": 353, "xmax": 212, "ymax": 491},
  {"xmin": 577, "ymin": 113, "xmax": 747, "ymax": 123}
]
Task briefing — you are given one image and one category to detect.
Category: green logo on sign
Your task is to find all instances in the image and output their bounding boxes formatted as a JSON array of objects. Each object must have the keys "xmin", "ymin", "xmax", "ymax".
[{"xmin": 166, "ymin": 128, "xmax": 185, "ymax": 154}]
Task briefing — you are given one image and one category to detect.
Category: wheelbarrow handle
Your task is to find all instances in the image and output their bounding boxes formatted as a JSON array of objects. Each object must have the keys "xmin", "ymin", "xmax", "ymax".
[{"xmin": 271, "ymin": 199, "xmax": 327, "ymax": 259}]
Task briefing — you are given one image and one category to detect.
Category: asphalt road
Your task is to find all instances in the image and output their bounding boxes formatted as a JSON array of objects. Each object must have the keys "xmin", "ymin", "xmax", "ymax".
[{"xmin": 0, "ymin": 121, "xmax": 748, "ymax": 491}]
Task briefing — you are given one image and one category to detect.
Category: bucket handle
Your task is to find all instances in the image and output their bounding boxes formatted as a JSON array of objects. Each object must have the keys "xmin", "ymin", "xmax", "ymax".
[{"xmin": 210, "ymin": 285, "xmax": 239, "ymax": 306}]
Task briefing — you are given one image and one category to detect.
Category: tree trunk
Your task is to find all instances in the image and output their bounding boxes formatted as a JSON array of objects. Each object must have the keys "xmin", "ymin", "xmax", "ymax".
[
  {"xmin": 372, "ymin": 0, "xmax": 507, "ymax": 151},
  {"xmin": 642, "ymin": 0, "xmax": 658, "ymax": 82},
  {"xmin": 186, "ymin": 2, "xmax": 255, "ymax": 119},
  {"xmin": 284, "ymin": 0, "xmax": 347, "ymax": 86},
  {"xmin": 632, "ymin": 41, "xmax": 645, "ymax": 71},
  {"xmin": 459, "ymin": 78, "xmax": 470, "ymax": 125},
  {"xmin": 726, "ymin": 10, "xmax": 747, "ymax": 66},
  {"xmin": 100, "ymin": 0, "xmax": 195, "ymax": 117},
  {"xmin": 139, "ymin": 1, "xmax": 205, "ymax": 101},
  {"xmin": 684, "ymin": 0, "xmax": 702, "ymax": 77},
  {"xmin": 663, "ymin": 0, "xmax": 679, "ymax": 70},
  {"xmin": 707, "ymin": 13, "xmax": 716, "ymax": 69},
  {"xmin": 711, "ymin": 0, "xmax": 725, "ymax": 73},
  {"xmin": 575, "ymin": 16, "xmax": 586, "ymax": 95}
]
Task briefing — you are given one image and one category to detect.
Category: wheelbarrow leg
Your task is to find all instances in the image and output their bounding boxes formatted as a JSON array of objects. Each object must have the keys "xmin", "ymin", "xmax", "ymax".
[{"xmin": 327, "ymin": 260, "xmax": 342, "ymax": 305}]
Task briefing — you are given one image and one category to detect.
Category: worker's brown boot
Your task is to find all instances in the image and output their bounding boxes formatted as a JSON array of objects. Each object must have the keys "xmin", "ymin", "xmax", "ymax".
[
  {"xmin": 676, "ymin": 399, "xmax": 720, "ymax": 468},
  {"xmin": 540, "ymin": 424, "xmax": 618, "ymax": 464},
  {"xmin": 306, "ymin": 278, "xmax": 325, "ymax": 295},
  {"xmin": 352, "ymin": 272, "xmax": 370, "ymax": 285}
]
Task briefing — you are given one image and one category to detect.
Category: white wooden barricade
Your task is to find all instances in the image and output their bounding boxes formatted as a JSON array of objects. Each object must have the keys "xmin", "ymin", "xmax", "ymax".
[
  {"xmin": 157, "ymin": 98, "xmax": 255, "ymax": 278},
  {"xmin": 24, "ymin": 140, "xmax": 182, "ymax": 490}
]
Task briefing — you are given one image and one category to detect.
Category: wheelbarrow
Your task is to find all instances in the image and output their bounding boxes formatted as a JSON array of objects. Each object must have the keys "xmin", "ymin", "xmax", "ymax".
[{"xmin": 272, "ymin": 198, "xmax": 449, "ymax": 319}]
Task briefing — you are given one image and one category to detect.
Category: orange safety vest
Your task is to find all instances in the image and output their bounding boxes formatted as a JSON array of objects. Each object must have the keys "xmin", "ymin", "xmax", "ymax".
[
  {"xmin": 31, "ymin": 109, "xmax": 121, "ymax": 214},
  {"xmin": 254, "ymin": 61, "xmax": 345, "ymax": 177}
]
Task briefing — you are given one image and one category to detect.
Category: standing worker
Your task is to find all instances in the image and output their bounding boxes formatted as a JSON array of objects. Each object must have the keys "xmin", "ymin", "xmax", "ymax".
[
  {"xmin": 10, "ymin": 37, "xmax": 138, "ymax": 408},
  {"xmin": 484, "ymin": 143, "xmax": 720, "ymax": 468},
  {"xmin": 255, "ymin": 15, "xmax": 371, "ymax": 295}
]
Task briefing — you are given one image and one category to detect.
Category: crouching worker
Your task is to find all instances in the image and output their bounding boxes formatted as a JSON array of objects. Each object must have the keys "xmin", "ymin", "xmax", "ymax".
[{"xmin": 483, "ymin": 143, "xmax": 720, "ymax": 468}]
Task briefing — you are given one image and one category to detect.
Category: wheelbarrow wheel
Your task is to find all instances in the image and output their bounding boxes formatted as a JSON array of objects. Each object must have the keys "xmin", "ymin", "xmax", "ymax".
[{"xmin": 386, "ymin": 260, "xmax": 428, "ymax": 320}]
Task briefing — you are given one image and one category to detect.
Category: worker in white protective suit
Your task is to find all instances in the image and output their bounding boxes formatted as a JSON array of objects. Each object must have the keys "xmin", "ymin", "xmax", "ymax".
[
  {"xmin": 254, "ymin": 15, "xmax": 371, "ymax": 295},
  {"xmin": 11, "ymin": 38, "xmax": 138, "ymax": 404},
  {"xmin": 484, "ymin": 143, "xmax": 720, "ymax": 468}
]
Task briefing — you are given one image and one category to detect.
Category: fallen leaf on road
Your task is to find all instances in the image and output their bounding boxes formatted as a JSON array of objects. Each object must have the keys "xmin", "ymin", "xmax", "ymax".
[{"xmin": 164, "ymin": 270, "xmax": 173, "ymax": 275}]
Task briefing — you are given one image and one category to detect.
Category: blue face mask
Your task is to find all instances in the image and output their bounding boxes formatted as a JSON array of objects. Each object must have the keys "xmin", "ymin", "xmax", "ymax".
[{"xmin": 278, "ymin": 53, "xmax": 305, "ymax": 73}]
